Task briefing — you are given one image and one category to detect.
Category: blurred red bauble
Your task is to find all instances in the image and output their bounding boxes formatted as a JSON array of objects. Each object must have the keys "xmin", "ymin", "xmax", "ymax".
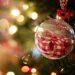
[
  {"xmin": 1, "ymin": 39, "xmax": 23, "ymax": 57},
  {"xmin": 21, "ymin": 66, "xmax": 30, "ymax": 73},
  {"xmin": 35, "ymin": 18, "xmax": 75, "ymax": 60}
]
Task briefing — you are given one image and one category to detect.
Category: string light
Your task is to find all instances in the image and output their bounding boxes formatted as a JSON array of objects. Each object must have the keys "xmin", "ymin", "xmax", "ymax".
[
  {"xmin": 31, "ymin": 12, "xmax": 38, "ymax": 20},
  {"xmin": 6, "ymin": 71, "xmax": 15, "ymax": 75},
  {"xmin": 31, "ymin": 73, "xmax": 37, "ymax": 75},
  {"xmin": 17, "ymin": 15, "xmax": 25, "ymax": 23},
  {"xmin": 21, "ymin": 66, "xmax": 30, "ymax": 73},
  {"xmin": 23, "ymin": 61, "xmax": 28, "ymax": 65},
  {"xmin": 51, "ymin": 72, "xmax": 57, "ymax": 75},
  {"xmin": 22, "ymin": 4, "xmax": 29, "ymax": 10},
  {"xmin": 60, "ymin": 68, "xmax": 64, "ymax": 72},
  {"xmin": 11, "ymin": 9, "xmax": 20, "ymax": 17},
  {"xmin": 31, "ymin": 68, "xmax": 37, "ymax": 73},
  {"xmin": 8, "ymin": 25, "xmax": 18, "ymax": 35}
]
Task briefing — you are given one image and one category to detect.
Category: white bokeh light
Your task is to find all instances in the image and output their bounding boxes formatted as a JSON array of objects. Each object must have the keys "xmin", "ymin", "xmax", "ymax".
[
  {"xmin": 6, "ymin": 71, "xmax": 15, "ymax": 75},
  {"xmin": 31, "ymin": 12, "xmax": 38, "ymax": 20},
  {"xmin": 22, "ymin": 4, "xmax": 29, "ymax": 10},
  {"xmin": 11, "ymin": 9, "xmax": 20, "ymax": 17},
  {"xmin": 31, "ymin": 68, "xmax": 37, "ymax": 73},
  {"xmin": 8, "ymin": 25, "xmax": 18, "ymax": 35}
]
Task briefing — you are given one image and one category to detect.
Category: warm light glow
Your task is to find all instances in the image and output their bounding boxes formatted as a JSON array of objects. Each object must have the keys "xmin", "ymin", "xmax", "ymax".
[
  {"xmin": 22, "ymin": 4, "xmax": 29, "ymax": 10},
  {"xmin": 0, "ymin": 18, "xmax": 10, "ymax": 31},
  {"xmin": 6, "ymin": 71, "xmax": 15, "ymax": 75},
  {"xmin": 23, "ymin": 61, "xmax": 28, "ymax": 64},
  {"xmin": 31, "ymin": 12, "xmax": 38, "ymax": 20},
  {"xmin": 31, "ymin": 68, "xmax": 37, "ymax": 73},
  {"xmin": 8, "ymin": 25, "xmax": 18, "ymax": 35},
  {"xmin": 8, "ymin": 39, "xmax": 17, "ymax": 47},
  {"xmin": 17, "ymin": 15, "xmax": 25, "ymax": 22},
  {"xmin": 0, "ymin": 71, "xmax": 2, "ymax": 75},
  {"xmin": 11, "ymin": 9, "xmax": 20, "ymax": 17},
  {"xmin": 56, "ymin": 15, "xmax": 61, "ymax": 20},
  {"xmin": 21, "ymin": 66, "xmax": 30, "ymax": 73},
  {"xmin": 38, "ymin": 27, "xmax": 44, "ymax": 32},
  {"xmin": 32, "ymin": 73, "xmax": 37, "ymax": 75},
  {"xmin": 51, "ymin": 72, "xmax": 57, "ymax": 75},
  {"xmin": 33, "ymin": 26, "xmax": 39, "ymax": 32}
]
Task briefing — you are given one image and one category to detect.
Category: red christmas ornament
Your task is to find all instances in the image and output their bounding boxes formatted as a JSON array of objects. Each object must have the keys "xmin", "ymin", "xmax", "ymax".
[{"xmin": 35, "ymin": 18, "xmax": 74, "ymax": 60}]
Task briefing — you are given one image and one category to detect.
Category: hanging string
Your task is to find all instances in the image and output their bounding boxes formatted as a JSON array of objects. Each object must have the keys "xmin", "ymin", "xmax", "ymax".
[{"xmin": 60, "ymin": 0, "xmax": 69, "ymax": 10}]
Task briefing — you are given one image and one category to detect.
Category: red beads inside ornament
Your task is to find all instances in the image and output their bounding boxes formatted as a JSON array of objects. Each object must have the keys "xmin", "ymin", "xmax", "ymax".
[{"xmin": 35, "ymin": 18, "xmax": 75, "ymax": 60}]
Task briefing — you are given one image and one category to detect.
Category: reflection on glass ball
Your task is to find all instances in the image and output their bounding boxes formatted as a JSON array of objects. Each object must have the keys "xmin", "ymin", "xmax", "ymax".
[{"xmin": 35, "ymin": 18, "xmax": 75, "ymax": 60}]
